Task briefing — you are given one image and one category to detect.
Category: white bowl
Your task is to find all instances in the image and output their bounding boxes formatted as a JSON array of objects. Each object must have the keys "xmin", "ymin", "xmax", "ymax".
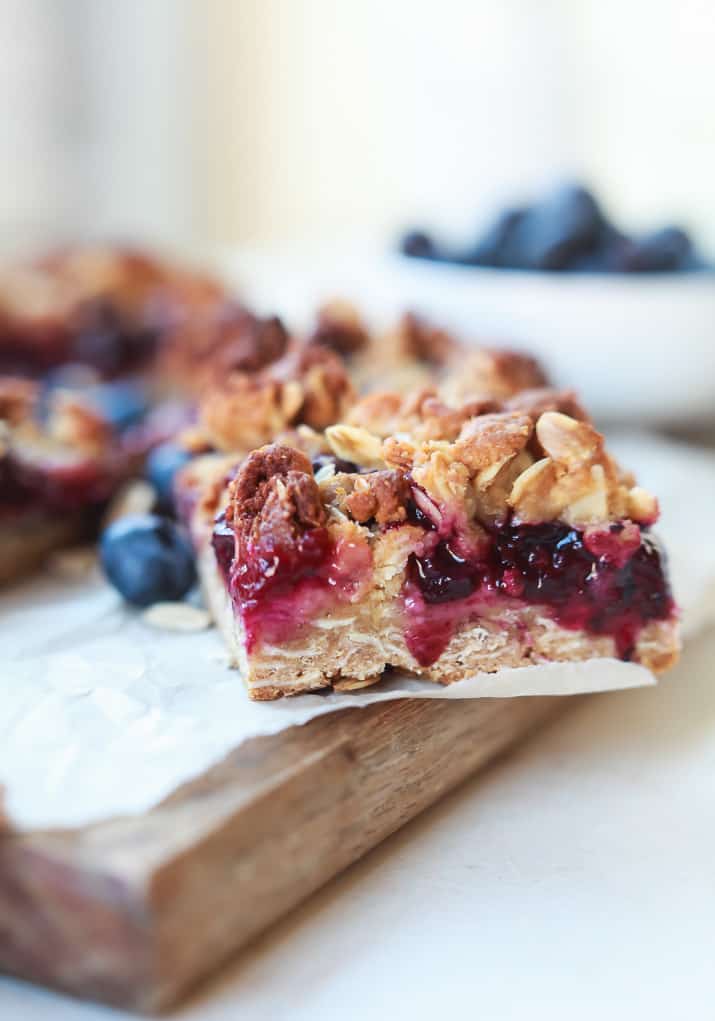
[
  {"xmin": 218, "ymin": 245, "xmax": 715, "ymax": 426},
  {"xmin": 385, "ymin": 256, "xmax": 715, "ymax": 426}
]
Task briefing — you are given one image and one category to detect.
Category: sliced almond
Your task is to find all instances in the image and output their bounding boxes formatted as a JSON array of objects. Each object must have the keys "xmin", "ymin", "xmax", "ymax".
[
  {"xmin": 325, "ymin": 424, "xmax": 384, "ymax": 470},
  {"xmin": 474, "ymin": 450, "xmax": 533, "ymax": 525},
  {"xmin": 280, "ymin": 379, "xmax": 305, "ymax": 420},
  {"xmin": 102, "ymin": 479, "xmax": 157, "ymax": 527},
  {"xmin": 141, "ymin": 602, "xmax": 212, "ymax": 633},
  {"xmin": 627, "ymin": 485, "xmax": 659, "ymax": 524},
  {"xmin": 508, "ymin": 457, "xmax": 561, "ymax": 522},
  {"xmin": 48, "ymin": 546, "xmax": 98, "ymax": 580},
  {"xmin": 535, "ymin": 412, "xmax": 602, "ymax": 468},
  {"xmin": 562, "ymin": 464, "xmax": 609, "ymax": 526},
  {"xmin": 333, "ymin": 675, "xmax": 381, "ymax": 691},
  {"xmin": 474, "ymin": 454, "xmax": 517, "ymax": 491}
]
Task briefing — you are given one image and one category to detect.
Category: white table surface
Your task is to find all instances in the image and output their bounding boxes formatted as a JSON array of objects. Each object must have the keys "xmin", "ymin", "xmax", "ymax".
[{"xmin": 3, "ymin": 624, "xmax": 714, "ymax": 1021}]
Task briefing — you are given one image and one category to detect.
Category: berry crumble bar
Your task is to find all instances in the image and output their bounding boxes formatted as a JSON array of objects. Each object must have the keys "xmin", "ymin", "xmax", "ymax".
[{"xmin": 183, "ymin": 386, "xmax": 679, "ymax": 699}]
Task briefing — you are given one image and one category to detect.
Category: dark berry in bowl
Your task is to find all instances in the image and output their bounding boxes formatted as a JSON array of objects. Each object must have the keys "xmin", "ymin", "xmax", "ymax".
[
  {"xmin": 458, "ymin": 207, "xmax": 527, "ymax": 267},
  {"xmin": 100, "ymin": 513, "xmax": 196, "ymax": 606},
  {"xmin": 398, "ymin": 182, "xmax": 710, "ymax": 274},
  {"xmin": 86, "ymin": 381, "xmax": 150, "ymax": 431},
  {"xmin": 507, "ymin": 184, "xmax": 605, "ymax": 270},
  {"xmin": 399, "ymin": 230, "xmax": 441, "ymax": 261},
  {"xmin": 146, "ymin": 441, "xmax": 194, "ymax": 512},
  {"xmin": 566, "ymin": 222, "xmax": 629, "ymax": 272},
  {"xmin": 614, "ymin": 226, "xmax": 694, "ymax": 273}
]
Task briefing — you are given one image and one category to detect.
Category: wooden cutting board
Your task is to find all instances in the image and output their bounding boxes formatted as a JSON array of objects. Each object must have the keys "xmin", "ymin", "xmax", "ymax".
[{"xmin": 0, "ymin": 693, "xmax": 576, "ymax": 1013}]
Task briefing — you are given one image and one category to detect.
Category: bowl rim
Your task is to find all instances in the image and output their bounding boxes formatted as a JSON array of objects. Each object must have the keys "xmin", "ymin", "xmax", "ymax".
[{"xmin": 391, "ymin": 252, "xmax": 715, "ymax": 293}]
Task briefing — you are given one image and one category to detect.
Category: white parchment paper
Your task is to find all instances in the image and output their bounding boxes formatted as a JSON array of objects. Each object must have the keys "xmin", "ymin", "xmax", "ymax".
[{"xmin": 1, "ymin": 432, "xmax": 714, "ymax": 831}]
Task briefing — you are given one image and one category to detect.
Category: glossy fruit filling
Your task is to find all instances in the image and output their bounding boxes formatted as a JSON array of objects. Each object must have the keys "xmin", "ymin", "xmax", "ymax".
[
  {"xmin": 0, "ymin": 452, "xmax": 119, "ymax": 518},
  {"xmin": 404, "ymin": 520, "xmax": 674, "ymax": 666},
  {"xmin": 213, "ymin": 496, "xmax": 673, "ymax": 666},
  {"xmin": 212, "ymin": 513, "xmax": 371, "ymax": 652}
]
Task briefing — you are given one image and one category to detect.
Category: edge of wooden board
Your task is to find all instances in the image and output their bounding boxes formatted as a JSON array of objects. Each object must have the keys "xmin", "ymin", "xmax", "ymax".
[{"xmin": 0, "ymin": 693, "xmax": 578, "ymax": 1013}]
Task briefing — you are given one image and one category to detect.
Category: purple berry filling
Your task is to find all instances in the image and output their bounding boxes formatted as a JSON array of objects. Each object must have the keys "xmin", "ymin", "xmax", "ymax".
[
  {"xmin": 0, "ymin": 452, "xmax": 120, "ymax": 517},
  {"xmin": 405, "ymin": 520, "xmax": 674, "ymax": 666},
  {"xmin": 212, "ymin": 511, "xmax": 371, "ymax": 652}
]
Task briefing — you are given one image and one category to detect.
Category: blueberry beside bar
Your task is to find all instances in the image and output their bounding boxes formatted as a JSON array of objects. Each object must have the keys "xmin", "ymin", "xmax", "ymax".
[{"xmin": 187, "ymin": 385, "xmax": 679, "ymax": 699}]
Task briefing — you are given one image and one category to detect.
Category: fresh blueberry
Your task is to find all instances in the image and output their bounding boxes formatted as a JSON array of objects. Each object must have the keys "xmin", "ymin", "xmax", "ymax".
[
  {"xmin": 86, "ymin": 381, "xmax": 150, "ymax": 430},
  {"xmin": 399, "ymin": 230, "xmax": 441, "ymax": 260},
  {"xmin": 457, "ymin": 207, "xmax": 527, "ymax": 267},
  {"xmin": 614, "ymin": 226, "xmax": 694, "ymax": 273},
  {"xmin": 146, "ymin": 442, "xmax": 194, "ymax": 512},
  {"xmin": 100, "ymin": 514, "xmax": 197, "ymax": 607},
  {"xmin": 566, "ymin": 223, "xmax": 628, "ymax": 272},
  {"xmin": 681, "ymin": 252, "xmax": 710, "ymax": 271},
  {"xmin": 566, "ymin": 251, "xmax": 609, "ymax": 273},
  {"xmin": 40, "ymin": 374, "xmax": 149, "ymax": 430},
  {"xmin": 506, "ymin": 185, "xmax": 605, "ymax": 270}
]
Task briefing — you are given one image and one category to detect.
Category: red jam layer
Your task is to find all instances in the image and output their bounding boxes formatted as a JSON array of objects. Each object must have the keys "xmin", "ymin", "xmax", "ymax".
[
  {"xmin": 0, "ymin": 453, "xmax": 120, "ymax": 518},
  {"xmin": 212, "ymin": 513, "xmax": 371, "ymax": 653},
  {"xmin": 0, "ymin": 322, "xmax": 73, "ymax": 376},
  {"xmin": 212, "ymin": 504, "xmax": 673, "ymax": 666},
  {"xmin": 0, "ymin": 299, "xmax": 162, "ymax": 379},
  {"xmin": 404, "ymin": 520, "xmax": 674, "ymax": 667}
]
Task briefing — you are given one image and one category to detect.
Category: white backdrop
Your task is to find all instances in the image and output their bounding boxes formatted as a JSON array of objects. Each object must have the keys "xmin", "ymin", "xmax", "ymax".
[{"xmin": 1, "ymin": 0, "xmax": 713, "ymax": 253}]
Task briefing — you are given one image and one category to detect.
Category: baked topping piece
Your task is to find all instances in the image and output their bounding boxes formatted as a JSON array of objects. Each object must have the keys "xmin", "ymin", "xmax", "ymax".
[
  {"xmin": 339, "ymin": 308, "xmax": 549, "ymax": 398},
  {"xmin": 159, "ymin": 304, "xmax": 290, "ymax": 391},
  {"xmin": 194, "ymin": 342, "xmax": 356, "ymax": 454},
  {"xmin": 189, "ymin": 388, "xmax": 678, "ymax": 699},
  {"xmin": 0, "ymin": 245, "xmax": 225, "ymax": 379},
  {"xmin": 307, "ymin": 299, "xmax": 370, "ymax": 356}
]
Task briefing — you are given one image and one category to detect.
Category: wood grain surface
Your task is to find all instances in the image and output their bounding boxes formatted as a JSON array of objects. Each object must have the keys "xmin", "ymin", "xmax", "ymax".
[{"xmin": 0, "ymin": 693, "xmax": 577, "ymax": 1013}]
